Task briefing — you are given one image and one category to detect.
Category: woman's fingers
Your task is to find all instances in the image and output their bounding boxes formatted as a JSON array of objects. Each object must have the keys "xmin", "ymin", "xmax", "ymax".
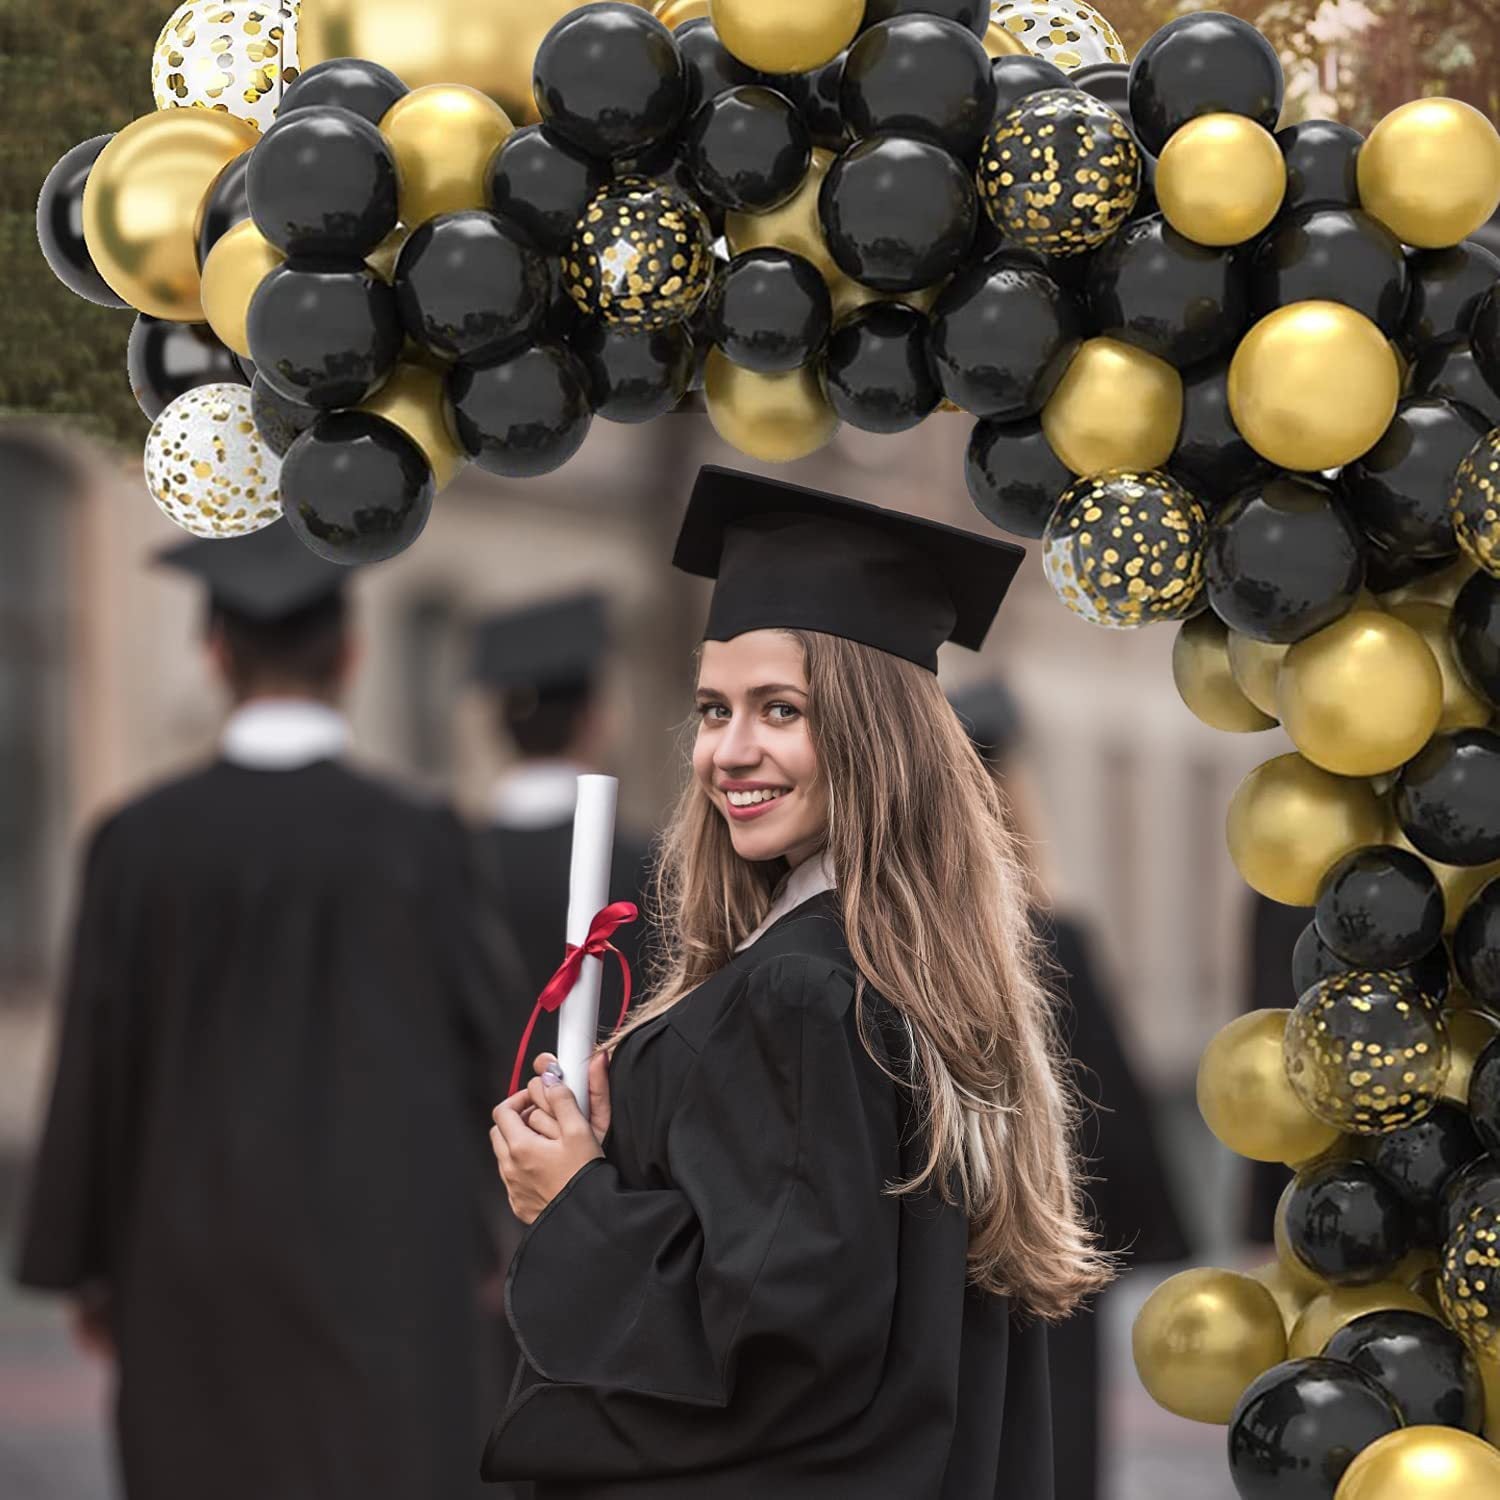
[{"xmin": 526, "ymin": 1107, "xmax": 563, "ymax": 1141}]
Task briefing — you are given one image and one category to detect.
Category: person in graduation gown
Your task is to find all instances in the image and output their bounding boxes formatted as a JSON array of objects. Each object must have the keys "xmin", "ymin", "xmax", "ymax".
[
  {"xmin": 481, "ymin": 465, "xmax": 1114, "ymax": 1498},
  {"xmin": 950, "ymin": 679, "xmax": 1191, "ymax": 1500},
  {"xmin": 14, "ymin": 523, "xmax": 521, "ymax": 1500}
]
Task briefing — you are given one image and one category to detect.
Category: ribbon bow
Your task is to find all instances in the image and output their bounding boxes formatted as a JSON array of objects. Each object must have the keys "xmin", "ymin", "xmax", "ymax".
[{"xmin": 508, "ymin": 901, "xmax": 638, "ymax": 1095}]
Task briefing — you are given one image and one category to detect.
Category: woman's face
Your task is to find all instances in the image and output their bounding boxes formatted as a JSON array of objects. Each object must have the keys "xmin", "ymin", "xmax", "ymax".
[{"xmin": 693, "ymin": 630, "xmax": 828, "ymax": 867}]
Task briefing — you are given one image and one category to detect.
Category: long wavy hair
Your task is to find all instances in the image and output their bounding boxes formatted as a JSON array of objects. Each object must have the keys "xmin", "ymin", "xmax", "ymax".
[{"xmin": 605, "ymin": 629, "xmax": 1113, "ymax": 1320}]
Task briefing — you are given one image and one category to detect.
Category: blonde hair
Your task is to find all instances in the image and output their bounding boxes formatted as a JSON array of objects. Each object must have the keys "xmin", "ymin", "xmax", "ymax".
[{"xmin": 608, "ymin": 630, "xmax": 1113, "ymax": 1320}]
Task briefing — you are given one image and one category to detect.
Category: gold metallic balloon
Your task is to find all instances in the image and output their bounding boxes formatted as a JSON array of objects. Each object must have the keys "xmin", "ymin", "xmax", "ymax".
[
  {"xmin": 1338, "ymin": 1427, "xmax": 1500, "ymax": 1500},
  {"xmin": 829, "ymin": 274, "xmax": 945, "ymax": 321},
  {"xmin": 1277, "ymin": 609, "xmax": 1444, "ymax": 777},
  {"xmin": 1450, "ymin": 426, "xmax": 1500, "ymax": 576},
  {"xmin": 1441, "ymin": 1206, "xmax": 1500, "ymax": 1359},
  {"xmin": 708, "ymin": 0, "xmax": 864, "ymax": 75},
  {"xmin": 1287, "ymin": 1281, "xmax": 1434, "ymax": 1359},
  {"xmin": 1041, "ymin": 337, "xmax": 1182, "ymax": 475},
  {"xmin": 1358, "ymin": 98, "xmax": 1500, "ymax": 251},
  {"xmin": 1155, "ymin": 114, "xmax": 1286, "ymax": 248},
  {"xmin": 82, "ymin": 107, "xmax": 259, "ymax": 319},
  {"xmin": 1482, "ymin": 1355, "xmax": 1500, "ymax": 1444},
  {"xmin": 981, "ymin": 20, "xmax": 1030, "ymax": 59},
  {"xmin": 200, "ymin": 217, "xmax": 283, "ymax": 358},
  {"xmin": 726, "ymin": 148, "xmax": 839, "ymax": 281},
  {"xmin": 1386, "ymin": 602, "xmax": 1492, "ymax": 732},
  {"xmin": 1229, "ymin": 302, "xmax": 1401, "ymax": 473},
  {"xmin": 1380, "ymin": 554, "xmax": 1478, "ymax": 609},
  {"xmin": 1131, "ymin": 1268, "xmax": 1287, "ymax": 1425},
  {"xmin": 1226, "ymin": 752, "xmax": 1387, "ymax": 907},
  {"xmin": 1227, "ymin": 630, "xmax": 1289, "ymax": 718},
  {"xmin": 365, "ymin": 223, "xmax": 412, "ymax": 284},
  {"xmin": 359, "ymin": 364, "xmax": 467, "ymax": 493},
  {"xmin": 1248, "ymin": 1260, "xmax": 1318, "ymax": 1337},
  {"xmin": 704, "ymin": 347, "xmax": 839, "ymax": 462},
  {"xmin": 1197, "ymin": 1010, "xmax": 1341, "ymax": 1164},
  {"xmin": 653, "ymin": 0, "xmax": 710, "ymax": 24},
  {"xmin": 1439, "ymin": 1007, "xmax": 1500, "ymax": 1105},
  {"xmin": 380, "ymin": 84, "xmax": 513, "ymax": 228},
  {"xmin": 1174, "ymin": 612, "xmax": 1279, "ymax": 732}
]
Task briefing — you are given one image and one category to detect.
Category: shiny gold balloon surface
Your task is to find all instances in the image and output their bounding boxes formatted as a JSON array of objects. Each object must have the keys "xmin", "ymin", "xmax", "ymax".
[
  {"xmin": 1483, "ymin": 1354, "xmax": 1500, "ymax": 1443},
  {"xmin": 1439, "ymin": 1007, "xmax": 1500, "ymax": 1104},
  {"xmin": 1229, "ymin": 302, "xmax": 1400, "ymax": 473},
  {"xmin": 200, "ymin": 218, "xmax": 283, "ymax": 358},
  {"xmin": 1287, "ymin": 1281, "xmax": 1434, "ymax": 1359},
  {"xmin": 1450, "ymin": 426, "xmax": 1500, "ymax": 576},
  {"xmin": 1131, "ymin": 1268, "xmax": 1287, "ymax": 1425},
  {"xmin": 1174, "ymin": 612, "xmax": 1278, "ymax": 732},
  {"xmin": 83, "ymin": 108, "xmax": 259, "ymax": 319},
  {"xmin": 1226, "ymin": 752, "xmax": 1386, "ymax": 906},
  {"xmin": 365, "ymin": 223, "xmax": 412, "ymax": 284},
  {"xmin": 1156, "ymin": 114, "xmax": 1286, "ymax": 247},
  {"xmin": 1248, "ymin": 1261, "xmax": 1318, "ymax": 1336},
  {"xmin": 704, "ymin": 348, "xmax": 839, "ymax": 462},
  {"xmin": 1336, "ymin": 1425, "xmax": 1500, "ymax": 1500},
  {"xmin": 709, "ymin": 0, "xmax": 864, "ymax": 75},
  {"xmin": 1226, "ymin": 630, "xmax": 1289, "ymax": 718},
  {"xmin": 1441, "ymin": 1206, "xmax": 1500, "ymax": 1359},
  {"xmin": 1386, "ymin": 602, "xmax": 1492, "ymax": 732},
  {"xmin": 1358, "ymin": 98, "xmax": 1500, "ymax": 251},
  {"xmin": 1386, "ymin": 823, "xmax": 1500, "ymax": 937},
  {"xmin": 1041, "ymin": 337, "xmax": 1182, "ymax": 475},
  {"xmin": 1277, "ymin": 610, "xmax": 1444, "ymax": 776},
  {"xmin": 380, "ymin": 85, "xmax": 513, "ymax": 227},
  {"xmin": 653, "ymin": 0, "xmax": 710, "ymax": 24},
  {"xmin": 981, "ymin": 20, "xmax": 1030, "ymax": 59},
  {"xmin": 360, "ymin": 364, "xmax": 466, "ymax": 492},
  {"xmin": 1379, "ymin": 554, "xmax": 1478, "ymax": 609},
  {"xmin": 1197, "ymin": 1010, "xmax": 1341, "ymax": 1164},
  {"xmin": 726, "ymin": 148, "xmax": 838, "ymax": 281}
]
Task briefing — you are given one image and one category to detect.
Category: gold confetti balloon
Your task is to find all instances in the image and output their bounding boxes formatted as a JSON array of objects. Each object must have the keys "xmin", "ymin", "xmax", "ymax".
[
  {"xmin": 1451, "ymin": 427, "xmax": 1500, "ymax": 576},
  {"xmin": 989, "ymin": 1, "xmax": 1127, "ymax": 72},
  {"xmin": 564, "ymin": 177, "xmax": 714, "ymax": 330},
  {"xmin": 145, "ymin": 382, "xmax": 283, "ymax": 538},
  {"xmin": 151, "ymin": 0, "xmax": 300, "ymax": 134},
  {"xmin": 977, "ymin": 88, "xmax": 1140, "ymax": 255},
  {"xmin": 1440, "ymin": 1205, "xmax": 1500, "ymax": 1360},
  {"xmin": 1041, "ymin": 468, "xmax": 1207, "ymax": 628},
  {"xmin": 1282, "ymin": 969, "xmax": 1449, "ymax": 1136}
]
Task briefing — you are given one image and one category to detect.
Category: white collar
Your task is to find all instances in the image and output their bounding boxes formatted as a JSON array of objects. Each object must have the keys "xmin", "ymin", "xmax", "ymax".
[
  {"xmin": 220, "ymin": 698, "xmax": 350, "ymax": 770},
  {"xmin": 735, "ymin": 848, "xmax": 837, "ymax": 952},
  {"xmin": 489, "ymin": 760, "xmax": 588, "ymax": 830}
]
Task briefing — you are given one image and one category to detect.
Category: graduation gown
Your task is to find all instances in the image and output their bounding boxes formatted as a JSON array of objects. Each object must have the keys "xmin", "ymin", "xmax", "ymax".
[
  {"xmin": 15, "ymin": 759, "xmax": 518, "ymax": 1500},
  {"xmin": 482, "ymin": 890, "xmax": 1053, "ymax": 1498}
]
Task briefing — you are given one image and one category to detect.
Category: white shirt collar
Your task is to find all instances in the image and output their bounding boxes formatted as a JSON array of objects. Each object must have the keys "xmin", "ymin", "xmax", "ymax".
[
  {"xmin": 735, "ymin": 848, "xmax": 837, "ymax": 952},
  {"xmin": 489, "ymin": 760, "xmax": 588, "ymax": 830},
  {"xmin": 220, "ymin": 698, "xmax": 350, "ymax": 770}
]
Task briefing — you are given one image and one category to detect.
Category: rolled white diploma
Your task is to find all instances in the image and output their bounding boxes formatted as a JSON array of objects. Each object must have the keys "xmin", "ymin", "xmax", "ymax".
[{"xmin": 556, "ymin": 774, "xmax": 619, "ymax": 1115}]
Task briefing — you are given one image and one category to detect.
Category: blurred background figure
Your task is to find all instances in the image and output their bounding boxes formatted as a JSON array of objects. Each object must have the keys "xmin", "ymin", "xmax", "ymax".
[
  {"xmin": 12, "ymin": 524, "xmax": 519, "ymax": 1500},
  {"xmin": 949, "ymin": 679, "xmax": 1191, "ymax": 1500}
]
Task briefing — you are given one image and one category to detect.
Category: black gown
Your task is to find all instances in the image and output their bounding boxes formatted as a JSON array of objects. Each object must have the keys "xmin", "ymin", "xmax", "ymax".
[
  {"xmin": 482, "ymin": 890, "xmax": 1053, "ymax": 1499},
  {"xmin": 15, "ymin": 759, "xmax": 520, "ymax": 1500}
]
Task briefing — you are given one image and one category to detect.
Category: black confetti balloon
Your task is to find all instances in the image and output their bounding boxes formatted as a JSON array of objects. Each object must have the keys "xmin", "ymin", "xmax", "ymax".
[
  {"xmin": 280, "ymin": 412, "xmax": 434, "ymax": 564},
  {"xmin": 1394, "ymin": 729, "xmax": 1500, "ymax": 868},
  {"xmin": 1452, "ymin": 570, "xmax": 1500, "ymax": 711},
  {"xmin": 1450, "ymin": 426, "xmax": 1500, "ymax": 577},
  {"xmin": 1325, "ymin": 1310, "xmax": 1484, "ymax": 1431},
  {"xmin": 571, "ymin": 319, "xmax": 694, "ymax": 422},
  {"xmin": 674, "ymin": 18, "xmax": 757, "ymax": 114},
  {"xmin": 1275, "ymin": 120, "xmax": 1363, "ymax": 215},
  {"xmin": 250, "ymin": 374, "xmax": 319, "ymax": 458},
  {"xmin": 1371, "ymin": 1104, "xmax": 1482, "ymax": 1233},
  {"xmin": 1285, "ymin": 1158, "xmax": 1411, "ymax": 1285},
  {"xmin": 448, "ymin": 342, "xmax": 594, "ymax": 477},
  {"xmin": 767, "ymin": 52, "xmax": 850, "ymax": 153},
  {"xmin": 487, "ymin": 125, "xmax": 609, "ymax": 254},
  {"xmin": 706, "ymin": 248, "xmax": 830, "ymax": 372},
  {"xmin": 861, "ymin": 0, "xmax": 987, "ymax": 37},
  {"xmin": 989, "ymin": 53, "xmax": 1070, "ymax": 119},
  {"xmin": 1314, "ymin": 845, "xmax": 1445, "ymax": 970},
  {"xmin": 614, "ymin": 140, "xmax": 726, "ymax": 238},
  {"xmin": 195, "ymin": 151, "xmax": 252, "ymax": 268},
  {"xmin": 1454, "ymin": 878, "xmax": 1500, "ymax": 1011},
  {"xmin": 1249, "ymin": 208, "xmax": 1409, "ymax": 336},
  {"xmin": 822, "ymin": 302, "xmax": 939, "ymax": 433},
  {"xmin": 36, "ymin": 136, "xmax": 131, "ymax": 308},
  {"xmin": 684, "ymin": 86, "xmax": 811, "ymax": 213},
  {"xmin": 1439, "ymin": 1203, "xmax": 1500, "ymax": 1359},
  {"xmin": 1167, "ymin": 357, "xmax": 1275, "ymax": 506},
  {"xmin": 965, "ymin": 415, "xmax": 1073, "ymax": 537},
  {"xmin": 1444, "ymin": 1158, "xmax": 1500, "ymax": 1243},
  {"xmin": 277, "ymin": 57, "xmax": 408, "ymax": 124},
  {"xmin": 1402, "ymin": 241, "xmax": 1500, "ymax": 355},
  {"xmin": 127, "ymin": 315, "xmax": 245, "ymax": 421},
  {"xmin": 1292, "ymin": 920, "xmax": 1450, "ymax": 1009},
  {"xmin": 1072, "ymin": 62, "xmax": 1160, "ymax": 220},
  {"xmin": 1409, "ymin": 338, "xmax": 1500, "ymax": 427}
]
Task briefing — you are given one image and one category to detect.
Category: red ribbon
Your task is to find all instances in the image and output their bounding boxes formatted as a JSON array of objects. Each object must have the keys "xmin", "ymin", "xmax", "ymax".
[{"xmin": 508, "ymin": 901, "xmax": 638, "ymax": 1095}]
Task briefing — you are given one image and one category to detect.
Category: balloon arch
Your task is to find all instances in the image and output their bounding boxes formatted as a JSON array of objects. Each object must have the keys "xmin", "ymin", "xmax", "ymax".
[{"xmin": 34, "ymin": 1, "xmax": 1500, "ymax": 1493}]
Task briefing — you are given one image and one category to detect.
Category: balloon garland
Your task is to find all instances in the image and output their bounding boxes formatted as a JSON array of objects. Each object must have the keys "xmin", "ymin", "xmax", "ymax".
[{"xmin": 31, "ymin": 5, "xmax": 1500, "ymax": 1487}]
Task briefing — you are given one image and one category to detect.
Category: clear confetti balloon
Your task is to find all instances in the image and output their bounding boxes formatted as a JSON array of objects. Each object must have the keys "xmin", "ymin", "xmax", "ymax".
[
  {"xmin": 145, "ymin": 382, "xmax": 283, "ymax": 538},
  {"xmin": 990, "ymin": 1, "xmax": 1127, "ymax": 72},
  {"xmin": 1451, "ymin": 427, "xmax": 1500, "ymax": 576},
  {"xmin": 1439, "ymin": 1204, "xmax": 1500, "ymax": 1359},
  {"xmin": 151, "ymin": 1, "xmax": 301, "ymax": 134}
]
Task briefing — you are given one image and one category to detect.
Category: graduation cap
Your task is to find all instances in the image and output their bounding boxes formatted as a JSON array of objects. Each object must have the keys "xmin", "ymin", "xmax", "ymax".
[
  {"xmin": 948, "ymin": 679, "xmax": 1025, "ymax": 765},
  {"xmin": 156, "ymin": 522, "xmax": 350, "ymax": 624},
  {"xmin": 672, "ymin": 465, "xmax": 1025, "ymax": 672},
  {"xmin": 471, "ymin": 591, "xmax": 610, "ymax": 695}
]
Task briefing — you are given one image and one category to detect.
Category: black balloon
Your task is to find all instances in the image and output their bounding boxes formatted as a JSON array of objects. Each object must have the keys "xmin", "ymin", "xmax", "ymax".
[
  {"xmin": 929, "ymin": 253, "xmax": 1081, "ymax": 418},
  {"xmin": 1276, "ymin": 121, "xmax": 1363, "ymax": 215},
  {"xmin": 1409, "ymin": 338, "xmax": 1500, "ymax": 427},
  {"xmin": 767, "ymin": 52, "xmax": 849, "ymax": 153},
  {"xmin": 1227, "ymin": 1358, "xmax": 1402, "ymax": 1500},
  {"xmin": 1249, "ymin": 208, "xmax": 1409, "ymax": 336},
  {"xmin": 1443, "ymin": 1157, "xmax": 1500, "ymax": 1241},
  {"xmin": 1363, "ymin": 540, "xmax": 1454, "ymax": 595},
  {"xmin": 990, "ymin": 54, "xmax": 1070, "ymax": 119},
  {"xmin": 394, "ymin": 212, "xmax": 550, "ymax": 363},
  {"xmin": 1168, "ymin": 357, "xmax": 1275, "ymax": 505},
  {"xmin": 819, "ymin": 134, "xmax": 976, "ymax": 292},
  {"xmin": 1205, "ymin": 474, "xmax": 1364, "ymax": 644},
  {"xmin": 706, "ymin": 248, "xmax": 830, "ymax": 372},
  {"xmin": 861, "ymin": 0, "xmax": 987, "ymax": 37},
  {"xmin": 1471, "ymin": 283, "xmax": 1500, "ymax": 396},
  {"xmin": 1285, "ymin": 1158, "xmax": 1410, "ymax": 1285},
  {"xmin": 1394, "ymin": 729, "xmax": 1500, "ymax": 867},
  {"xmin": 487, "ymin": 125, "xmax": 609, "ymax": 254},
  {"xmin": 127, "ymin": 315, "xmax": 245, "ymax": 421},
  {"xmin": 841, "ymin": 16, "xmax": 995, "ymax": 162},
  {"xmin": 277, "ymin": 57, "xmax": 408, "ymax": 124},
  {"xmin": 1071, "ymin": 62, "xmax": 1130, "ymax": 118},
  {"xmin": 1292, "ymin": 919, "xmax": 1450, "ymax": 1008},
  {"xmin": 571, "ymin": 319, "xmax": 693, "ymax": 422},
  {"xmin": 613, "ymin": 140, "xmax": 726, "ymax": 237},
  {"xmin": 1325, "ymin": 1311, "xmax": 1484, "ymax": 1431},
  {"xmin": 1469, "ymin": 1038, "xmax": 1500, "ymax": 1158},
  {"xmin": 674, "ymin": 18, "xmax": 757, "ymax": 114},
  {"xmin": 1341, "ymin": 398, "xmax": 1489, "ymax": 558},
  {"xmin": 1402, "ymin": 241, "xmax": 1500, "ymax": 354},
  {"xmin": 448, "ymin": 342, "xmax": 594, "ymax": 476},
  {"xmin": 1128, "ymin": 11, "xmax": 1285, "ymax": 158},
  {"xmin": 1454, "ymin": 878, "xmax": 1500, "ymax": 1010},
  {"xmin": 247, "ymin": 262, "xmax": 402, "ymax": 408},
  {"xmin": 685, "ymin": 86, "xmax": 810, "ymax": 213},
  {"xmin": 1085, "ymin": 214, "xmax": 1246, "ymax": 368},
  {"xmin": 822, "ymin": 302, "xmax": 939, "ymax": 433},
  {"xmin": 1452, "ymin": 571, "xmax": 1500, "ymax": 711},
  {"xmin": 965, "ymin": 415, "xmax": 1072, "ymax": 537},
  {"xmin": 1314, "ymin": 845, "xmax": 1445, "ymax": 969},
  {"xmin": 36, "ymin": 136, "xmax": 131, "ymax": 308},
  {"xmin": 195, "ymin": 150, "xmax": 253, "ymax": 268},
  {"xmin": 250, "ymin": 374, "xmax": 319, "ymax": 458},
  {"xmin": 1371, "ymin": 1105, "xmax": 1483, "ymax": 1233},
  {"xmin": 248, "ymin": 106, "xmax": 399, "ymax": 260},
  {"xmin": 533, "ymin": 3, "xmax": 686, "ymax": 160},
  {"xmin": 280, "ymin": 412, "xmax": 433, "ymax": 564}
]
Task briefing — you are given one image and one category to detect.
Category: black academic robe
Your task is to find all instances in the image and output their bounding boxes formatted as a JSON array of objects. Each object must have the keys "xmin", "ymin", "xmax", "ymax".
[
  {"xmin": 482, "ymin": 891, "xmax": 1053, "ymax": 1499},
  {"xmin": 15, "ymin": 760, "xmax": 519, "ymax": 1500}
]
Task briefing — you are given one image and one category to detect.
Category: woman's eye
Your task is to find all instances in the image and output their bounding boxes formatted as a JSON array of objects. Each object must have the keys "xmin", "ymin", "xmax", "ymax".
[
  {"xmin": 767, "ymin": 702, "xmax": 800, "ymax": 722},
  {"xmin": 698, "ymin": 702, "xmax": 729, "ymax": 721}
]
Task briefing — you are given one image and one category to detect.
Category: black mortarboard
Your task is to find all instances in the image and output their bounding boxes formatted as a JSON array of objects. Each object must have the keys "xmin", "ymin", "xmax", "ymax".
[
  {"xmin": 948, "ymin": 679, "xmax": 1025, "ymax": 765},
  {"xmin": 472, "ymin": 591, "xmax": 610, "ymax": 693},
  {"xmin": 672, "ymin": 466, "xmax": 1024, "ymax": 672},
  {"xmin": 155, "ymin": 522, "xmax": 349, "ymax": 622}
]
